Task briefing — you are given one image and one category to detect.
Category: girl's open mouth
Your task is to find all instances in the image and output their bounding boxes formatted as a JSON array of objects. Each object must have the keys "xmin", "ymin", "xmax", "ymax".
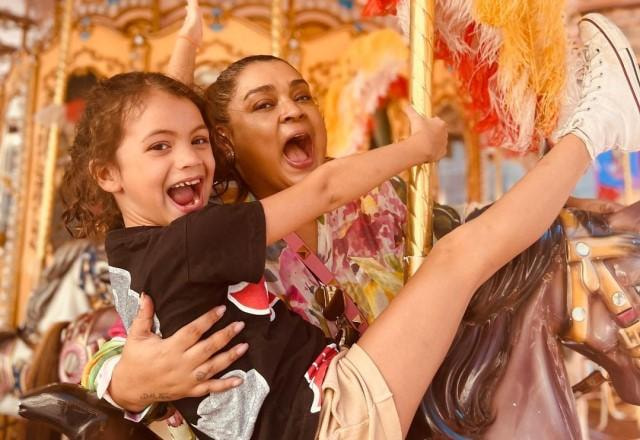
[
  {"xmin": 167, "ymin": 177, "xmax": 204, "ymax": 213},
  {"xmin": 283, "ymin": 132, "xmax": 314, "ymax": 169}
]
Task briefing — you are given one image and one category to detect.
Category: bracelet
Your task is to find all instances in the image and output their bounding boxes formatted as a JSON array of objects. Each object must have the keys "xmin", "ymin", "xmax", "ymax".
[
  {"xmin": 177, "ymin": 34, "xmax": 200, "ymax": 49},
  {"xmin": 81, "ymin": 337, "xmax": 125, "ymax": 391}
]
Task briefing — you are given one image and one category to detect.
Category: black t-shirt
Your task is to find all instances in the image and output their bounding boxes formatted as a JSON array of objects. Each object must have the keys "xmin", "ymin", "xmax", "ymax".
[{"xmin": 106, "ymin": 202, "xmax": 332, "ymax": 440}]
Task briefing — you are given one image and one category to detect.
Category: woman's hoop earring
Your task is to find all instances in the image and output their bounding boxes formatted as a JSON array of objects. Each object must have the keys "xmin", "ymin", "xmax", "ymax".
[{"xmin": 225, "ymin": 147, "xmax": 236, "ymax": 163}]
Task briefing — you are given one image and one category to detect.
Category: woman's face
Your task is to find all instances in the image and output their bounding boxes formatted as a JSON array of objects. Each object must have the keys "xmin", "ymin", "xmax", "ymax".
[{"xmin": 222, "ymin": 60, "xmax": 327, "ymax": 199}]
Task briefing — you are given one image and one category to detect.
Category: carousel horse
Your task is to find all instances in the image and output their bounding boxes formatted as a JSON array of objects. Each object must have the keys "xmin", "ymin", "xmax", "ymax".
[
  {"xmin": 0, "ymin": 239, "xmax": 113, "ymax": 438},
  {"xmin": 423, "ymin": 201, "xmax": 640, "ymax": 439},
  {"xmin": 18, "ymin": 202, "xmax": 640, "ymax": 439},
  {"xmin": 19, "ymin": 239, "xmax": 111, "ymax": 347}
]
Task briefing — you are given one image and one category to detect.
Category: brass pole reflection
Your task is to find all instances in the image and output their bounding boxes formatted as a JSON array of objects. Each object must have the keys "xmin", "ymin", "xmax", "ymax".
[
  {"xmin": 404, "ymin": 0, "xmax": 436, "ymax": 280},
  {"xmin": 35, "ymin": 0, "xmax": 73, "ymax": 268}
]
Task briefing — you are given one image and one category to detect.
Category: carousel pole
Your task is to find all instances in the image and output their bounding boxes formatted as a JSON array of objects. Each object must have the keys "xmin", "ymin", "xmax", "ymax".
[
  {"xmin": 622, "ymin": 152, "xmax": 634, "ymax": 205},
  {"xmin": 464, "ymin": 124, "xmax": 482, "ymax": 203},
  {"xmin": 35, "ymin": 0, "xmax": 73, "ymax": 269},
  {"xmin": 271, "ymin": 0, "xmax": 283, "ymax": 57},
  {"xmin": 11, "ymin": 58, "xmax": 39, "ymax": 329},
  {"xmin": 404, "ymin": 0, "xmax": 436, "ymax": 280},
  {"xmin": 493, "ymin": 148, "xmax": 504, "ymax": 200}
]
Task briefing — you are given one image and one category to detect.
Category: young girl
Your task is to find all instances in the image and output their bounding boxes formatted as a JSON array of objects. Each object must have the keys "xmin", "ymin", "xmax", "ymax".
[
  {"xmin": 66, "ymin": 12, "xmax": 640, "ymax": 440},
  {"xmin": 62, "ymin": 70, "xmax": 446, "ymax": 439}
]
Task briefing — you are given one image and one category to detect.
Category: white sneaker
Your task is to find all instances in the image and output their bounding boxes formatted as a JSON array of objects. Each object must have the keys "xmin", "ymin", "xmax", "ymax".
[{"xmin": 554, "ymin": 13, "xmax": 640, "ymax": 158}]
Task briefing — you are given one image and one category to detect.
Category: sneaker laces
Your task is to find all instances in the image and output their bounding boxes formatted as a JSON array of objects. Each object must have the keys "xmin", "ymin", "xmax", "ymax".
[{"xmin": 572, "ymin": 45, "xmax": 605, "ymax": 119}]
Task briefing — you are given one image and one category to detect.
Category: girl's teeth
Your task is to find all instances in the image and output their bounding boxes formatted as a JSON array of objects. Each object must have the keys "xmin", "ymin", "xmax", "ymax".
[{"xmin": 171, "ymin": 178, "xmax": 200, "ymax": 189}]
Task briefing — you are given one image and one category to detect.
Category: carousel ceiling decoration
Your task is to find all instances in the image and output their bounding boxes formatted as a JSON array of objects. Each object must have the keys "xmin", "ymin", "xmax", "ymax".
[
  {"xmin": 0, "ymin": 1, "xmax": 55, "ymax": 78},
  {"xmin": 1, "ymin": 0, "xmax": 638, "ymax": 81},
  {"xmin": 0, "ymin": 0, "xmax": 400, "ymax": 81}
]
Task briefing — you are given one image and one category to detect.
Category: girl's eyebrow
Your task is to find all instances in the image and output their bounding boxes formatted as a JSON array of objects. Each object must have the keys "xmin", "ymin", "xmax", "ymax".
[{"xmin": 142, "ymin": 124, "xmax": 208, "ymax": 142}]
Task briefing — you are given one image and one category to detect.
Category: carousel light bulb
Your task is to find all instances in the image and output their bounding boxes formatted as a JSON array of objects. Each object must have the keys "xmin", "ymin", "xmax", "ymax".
[
  {"xmin": 612, "ymin": 291, "xmax": 628, "ymax": 307},
  {"xmin": 571, "ymin": 307, "xmax": 586, "ymax": 322},
  {"xmin": 575, "ymin": 242, "xmax": 590, "ymax": 257}
]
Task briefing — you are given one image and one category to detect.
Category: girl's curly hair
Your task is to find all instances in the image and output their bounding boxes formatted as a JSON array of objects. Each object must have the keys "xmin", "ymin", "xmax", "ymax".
[{"xmin": 61, "ymin": 71, "xmax": 234, "ymax": 241}]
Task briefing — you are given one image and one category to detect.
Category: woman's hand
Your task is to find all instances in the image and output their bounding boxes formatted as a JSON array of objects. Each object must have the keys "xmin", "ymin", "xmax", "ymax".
[
  {"xmin": 109, "ymin": 294, "xmax": 248, "ymax": 412},
  {"xmin": 178, "ymin": 0, "xmax": 203, "ymax": 48},
  {"xmin": 404, "ymin": 105, "xmax": 448, "ymax": 163}
]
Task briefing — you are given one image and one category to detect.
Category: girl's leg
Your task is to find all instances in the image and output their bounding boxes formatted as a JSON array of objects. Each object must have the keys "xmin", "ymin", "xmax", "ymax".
[{"xmin": 357, "ymin": 14, "xmax": 640, "ymax": 436}]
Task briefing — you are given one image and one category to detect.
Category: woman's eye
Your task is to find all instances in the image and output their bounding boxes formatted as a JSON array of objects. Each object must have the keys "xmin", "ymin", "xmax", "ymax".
[
  {"xmin": 254, "ymin": 101, "xmax": 275, "ymax": 111},
  {"xmin": 148, "ymin": 142, "xmax": 170, "ymax": 151},
  {"xmin": 295, "ymin": 94, "xmax": 312, "ymax": 102}
]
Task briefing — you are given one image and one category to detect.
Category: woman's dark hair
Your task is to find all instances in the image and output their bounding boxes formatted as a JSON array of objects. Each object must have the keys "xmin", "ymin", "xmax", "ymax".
[
  {"xmin": 205, "ymin": 55, "xmax": 295, "ymax": 201},
  {"xmin": 61, "ymin": 71, "xmax": 233, "ymax": 241}
]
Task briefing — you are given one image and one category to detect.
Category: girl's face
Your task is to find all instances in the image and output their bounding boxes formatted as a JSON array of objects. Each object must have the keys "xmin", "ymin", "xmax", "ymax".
[
  {"xmin": 101, "ymin": 90, "xmax": 215, "ymax": 227},
  {"xmin": 222, "ymin": 60, "xmax": 327, "ymax": 199}
]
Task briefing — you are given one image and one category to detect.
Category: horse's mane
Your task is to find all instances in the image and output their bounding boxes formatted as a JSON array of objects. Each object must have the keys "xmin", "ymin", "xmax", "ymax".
[{"xmin": 424, "ymin": 206, "xmax": 566, "ymax": 438}]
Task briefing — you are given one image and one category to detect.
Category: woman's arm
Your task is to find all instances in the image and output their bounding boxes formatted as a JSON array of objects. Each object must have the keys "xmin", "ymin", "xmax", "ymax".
[
  {"xmin": 166, "ymin": 0, "xmax": 201, "ymax": 85},
  {"xmin": 261, "ymin": 108, "xmax": 448, "ymax": 244},
  {"xmin": 106, "ymin": 294, "xmax": 247, "ymax": 412}
]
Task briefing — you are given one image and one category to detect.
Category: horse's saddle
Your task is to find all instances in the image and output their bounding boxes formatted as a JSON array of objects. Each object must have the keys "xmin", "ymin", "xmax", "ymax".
[{"xmin": 19, "ymin": 382, "xmax": 161, "ymax": 439}]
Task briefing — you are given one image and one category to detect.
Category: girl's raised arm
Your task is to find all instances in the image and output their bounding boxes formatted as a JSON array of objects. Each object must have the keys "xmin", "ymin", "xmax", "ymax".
[
  {"xmin": 260, "ymin": 108, "xmax": 448, "ymax": 245},
  {"xmin": 166, "ymin": 0, "xmax": 202, "ymax": 85}
]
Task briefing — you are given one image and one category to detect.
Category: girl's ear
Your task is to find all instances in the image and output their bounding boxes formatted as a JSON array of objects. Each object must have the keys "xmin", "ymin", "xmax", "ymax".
[{"xmin": 90, "ymin": 160, "xmax": 122, "ymax": 194}]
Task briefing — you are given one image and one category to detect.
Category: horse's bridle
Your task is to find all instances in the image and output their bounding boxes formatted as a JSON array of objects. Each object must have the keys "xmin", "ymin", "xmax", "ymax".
[{"xmin": 561, "ymin": 210, "xmax": 640, "ymax": 367}]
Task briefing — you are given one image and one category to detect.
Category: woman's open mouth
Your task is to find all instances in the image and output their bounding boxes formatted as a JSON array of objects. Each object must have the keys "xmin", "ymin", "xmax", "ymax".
[
  {"xmin": 167, "ymin": 177, "xmax": 205, "ymax": 213},
  {"xmin": 283, "ymin": 132, "xmax": 314, "ymax": 169}
]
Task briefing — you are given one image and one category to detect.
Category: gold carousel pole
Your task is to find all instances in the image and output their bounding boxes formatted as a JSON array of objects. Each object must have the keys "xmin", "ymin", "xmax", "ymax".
[
  {"xmin": 35, "ymin": 0, "xmax": 73, "ymax": 269},
  {"xmin": 271, "ymin": 0, "xmax": 283, "ymax": 57},
  {"xmin": 11, "ymin": 58, "xmax": 40, "ymax": 328},
  {"xmin": 493, "ymin": 148, "xmax": 504, "ymax": 200},
  {"xmin": 405, "ymin": 0, "xmax": 436, "ymax": 280},
  {"xmin": 622, "ymin": 152, "xmax": 634, "ymax": 205},
  {"xmin": 464, "ymin": 126, "xmax": 482, "ymax": 203}
]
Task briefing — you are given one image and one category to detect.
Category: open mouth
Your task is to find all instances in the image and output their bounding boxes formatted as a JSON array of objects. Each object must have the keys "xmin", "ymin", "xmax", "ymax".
[
  {"xmin": 167, "ymin": 177, "xmax": 204, "ymax": 212},
  {"xmin": 283, "ymin": 132, "xmax": 314, "ymax": 169}
]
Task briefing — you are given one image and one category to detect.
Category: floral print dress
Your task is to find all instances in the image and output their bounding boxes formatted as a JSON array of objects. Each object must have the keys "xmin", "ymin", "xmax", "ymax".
[{"xmin": 262, "ymin": 178, "xmax": 407, "ymax": 337}]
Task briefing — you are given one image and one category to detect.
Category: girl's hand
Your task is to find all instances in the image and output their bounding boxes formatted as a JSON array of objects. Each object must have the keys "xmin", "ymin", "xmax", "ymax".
[
  {"xmin": 109, "ymin": 294, "xmax": 248, "ymax": 412},
  {"xmin": 179, "ymin": 0, "xmax": 203, "ymax": 48},
  {"xmin": 404, "ymin": 105, "xmax": 448, "ymax": 163}
]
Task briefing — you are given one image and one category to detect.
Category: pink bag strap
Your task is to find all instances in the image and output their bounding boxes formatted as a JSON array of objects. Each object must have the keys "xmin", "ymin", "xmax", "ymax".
[
  {"xmin": 283, "ymin": 233, "xmax": 368, "ymax": 333},
  {"xmin": 283, "ymin": 233, "xmax": 334, "ymax": 284}
]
